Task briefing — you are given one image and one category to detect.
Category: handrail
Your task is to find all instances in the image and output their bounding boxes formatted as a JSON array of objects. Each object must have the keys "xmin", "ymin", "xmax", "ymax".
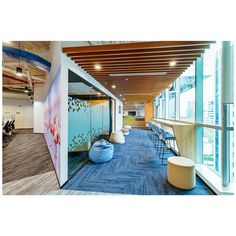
[
  {"xmin": 195, "ymin": 122, "xmax": 222, "ymax": 130},
  {"xmin": 153, "ymin": 118, "xmax": 223, "ymax": 130}
]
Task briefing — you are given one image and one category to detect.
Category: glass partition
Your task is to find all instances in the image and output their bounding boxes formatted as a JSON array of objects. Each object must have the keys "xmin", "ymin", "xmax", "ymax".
[{"xmin": 68, "ymin": 70, "xmax": 112, "ymax": 178}]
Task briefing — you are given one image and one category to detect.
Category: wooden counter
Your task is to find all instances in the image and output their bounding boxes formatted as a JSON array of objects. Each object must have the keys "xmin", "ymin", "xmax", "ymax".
[{"xmin": 153, "ymin": 119, "xmax": 196, "ymax": 161}]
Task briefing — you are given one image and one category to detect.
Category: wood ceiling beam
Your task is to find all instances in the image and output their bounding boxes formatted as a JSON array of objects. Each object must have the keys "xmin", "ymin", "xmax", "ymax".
[
  {"xmin": 80, "ymin": 61, "xmax": 192, "ymax": 67},
  {"xmin": 89, "ymin": 72, "xmax": 185, "ymax": 77},
  {"xmin": 3, "ymin": 74, "xmax": 27, "ymax": 84},
  {"xmin": 67, "ymin": 45, "xmax": 210, "ymax": 57},
  {"xmin": 89, "ymin": 69, "xmax": 186, "ymax": 74},
  {"xmin": 72, "ymin": 52, "xmax": 201, "ymax": 61},
  {"xmin": 83, "ymin": 63, "xmax": 190, "ymax": 71},
  {"xmin": 88, "ymin": 67, "xmax": 187, "ymax": 71},
  {"xmin": 69, "ymin": 49, "xmax": 205, "ymax": 59},
  {"xmin": 75, "ymin": 55, "xmax": 200, "ymax": 62},
  {"xmin": 63, "ymin": 41, "xmax": 214, "ymax": 53},
  {"xmin": 77, "ymin": 61, "xmax": 192, "ymax": 67},
  {"xmin": 76, "ymin": 58, "xmax": 196, "ymax": 65},
  {"xmin": 93, "ymin": 74, "xmax": 181, "ymax": 79},
  {"xmin": 98, "ymin": 80, "xmax": 174, "ymax": 84}
]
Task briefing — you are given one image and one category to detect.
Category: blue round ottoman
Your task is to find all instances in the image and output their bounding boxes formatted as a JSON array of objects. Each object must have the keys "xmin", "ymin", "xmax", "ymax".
[{"xmin": 89, "ymin": 139, "xmax": 114, "ymax": 164}]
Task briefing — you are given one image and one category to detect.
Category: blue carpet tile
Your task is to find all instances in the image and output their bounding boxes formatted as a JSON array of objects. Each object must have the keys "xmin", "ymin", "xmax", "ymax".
[{"xmin": 63, "ymin": 129, "xmax": 215, "ymax": 195}]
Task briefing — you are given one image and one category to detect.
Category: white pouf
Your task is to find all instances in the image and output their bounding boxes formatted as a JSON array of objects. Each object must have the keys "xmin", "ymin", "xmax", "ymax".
[
  {"xmin": 167, "ymin": 156, "xmax": 196, "ymax": 190},
  {"xmin": 109, "ymin": 131, "xmax": 125, "ymax": 144},
  {"xmin": 124, "ymin": 125, "xmax": 131, "ymax": 130},
  {"xmin": 121, "ymin": 128, "xmax": 129, "ymax": 136}
]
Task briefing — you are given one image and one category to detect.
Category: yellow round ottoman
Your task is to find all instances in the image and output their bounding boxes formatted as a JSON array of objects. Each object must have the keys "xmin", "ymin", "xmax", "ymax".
[{"xmin": 167, "ymin": 156, "xmax": 196, "ymax": 190}]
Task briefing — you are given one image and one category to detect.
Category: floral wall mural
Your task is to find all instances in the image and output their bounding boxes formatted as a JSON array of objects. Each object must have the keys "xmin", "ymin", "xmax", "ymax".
[
  {"xmin": 44, "ymin": 68, "xmax": 61, "ymax": 179},
  {"xmin": 68, "ymin": 97, "xmax": 110, "ymax": 152}
]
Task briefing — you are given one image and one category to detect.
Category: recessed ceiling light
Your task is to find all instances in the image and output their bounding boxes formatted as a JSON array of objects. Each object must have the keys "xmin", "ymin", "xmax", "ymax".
[
  {"xmin": 112, "ymin": 85, "xmax": 116, "ymax": 89},
  {"xmin": 94, "ymin": 64, "xmax": 101, "ymax": 70},
  {"xmin": 125, "ymin": 78, "xmax": 129, "ymax": 81},
  {"xmin": 119, "ymin": 94, "xmax": 122, "ymax": 97},
  {"xmin": 123, "ymin": 98, "xmax": 126, "ymax": 101},
  {"xmin": 169, "ymin": 61, "xmax": 176, "ymax": 66}
]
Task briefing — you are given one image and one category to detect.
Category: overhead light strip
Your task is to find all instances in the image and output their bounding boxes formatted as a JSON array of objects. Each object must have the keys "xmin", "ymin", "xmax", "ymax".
[{"xmin": 109, "ymin": 72, "xmax": 167, "ymax": 77}]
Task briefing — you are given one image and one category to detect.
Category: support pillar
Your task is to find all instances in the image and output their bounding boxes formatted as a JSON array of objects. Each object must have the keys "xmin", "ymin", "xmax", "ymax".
[{"xmin": 221, "ymin": 41, "xmax": 234, "ymax": 186}]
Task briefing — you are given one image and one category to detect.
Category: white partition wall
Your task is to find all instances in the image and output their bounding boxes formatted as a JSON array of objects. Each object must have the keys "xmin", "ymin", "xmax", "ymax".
[
  {"xmin": 33, "ymin": 84, "xmax": 45, "ymax": 133},
  {"xmin": 41, "ymin": 42, "xmax": 123, "ymax": 186},
  {"xmin": 43, "ymin": 42, "xmax": 65, "ymax": 185},
  {"xmin": 3, "ymin": 98, "xmax": 33, "ymax": 129},
  {"xmin": 59, "ymin": 51, "xmax": 123, "ymax": 186}
]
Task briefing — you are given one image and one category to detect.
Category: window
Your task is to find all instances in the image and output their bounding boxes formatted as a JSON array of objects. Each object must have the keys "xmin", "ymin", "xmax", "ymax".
[
  {"xmin": 158, "ymin": 91, "xmax": 166, "ymax": 118},
  {"xmin": 179, "ymin": 63, "xmax": 195, "ymax": 121},
  {"xmin": 203, "ymin": 127, "xmax": 222, "ymax": 175},
  {"xmin": 168, "ymin": 82, "xmax": 176, "ymax": 120},
  {"xmin": 161, "ymin": 98, "xmax": 166, "ymax": 118},
  {"xmin": 168, "ymin": 91, "xmax": 176, "ymax": 119},
  {"xmin": 203, "ymin": 42, "xmax": 222, "ymax": 125}
]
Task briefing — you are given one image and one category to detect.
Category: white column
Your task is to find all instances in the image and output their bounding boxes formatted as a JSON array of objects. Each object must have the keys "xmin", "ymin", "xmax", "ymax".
[{"xmin": 33, "ymin": 84, "xmax": 45, "ymax": 133}]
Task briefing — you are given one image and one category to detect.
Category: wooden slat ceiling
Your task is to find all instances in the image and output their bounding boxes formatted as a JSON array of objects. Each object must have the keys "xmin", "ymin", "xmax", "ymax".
[{"xmin": 64, "ymin": 41, "xmax": 214, "ymax": 102}]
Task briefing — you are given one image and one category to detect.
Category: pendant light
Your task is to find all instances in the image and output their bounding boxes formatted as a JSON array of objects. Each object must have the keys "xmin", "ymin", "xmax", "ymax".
[
  {"xmin": 24, "ymin": 86, "xmax": 29, "ymax": 93},
  {"xmin": 16, "ymin": 67, "xmax": 23, "ymax": 77},
  {"xmin": 16, "ymin": 41, "xmax": 23, "ymax": 77}
]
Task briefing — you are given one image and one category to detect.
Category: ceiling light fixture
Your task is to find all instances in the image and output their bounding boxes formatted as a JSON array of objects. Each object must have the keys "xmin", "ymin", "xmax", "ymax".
[
  {"xmin": 110, "ymin": 72, "xmax": 167, "ymax": 77},
  {"xmin": 112, "ymin": 85, "xmax": 116, "ymax": 89},
  {"xmin": 24, "ymin": 86, "xmax": 29, "ymax": 93},
  {"xmin": 123, "ymin": 98, "xmax": 126, "ymax": 101},
  {"xmin": 16, "ymin": 67, "xmax": 23, "ymax": 77},
  {"xmin": 169, "ymin": 61, "xmax": 176, "ymax": 66},
  {"xmin": 125, "ymin": 78, "xmax": 129, "ymax": 81},
  {"xmin": 119, "ymin": 94, "xmax": 122, "ymax": 97},
  {"xmin": 16, "ymin": 41, "xmax": 23, "ymax": 77},
  {"xmin": 94, "ymin": 64, "xmax": 101, "ymax": 70}
]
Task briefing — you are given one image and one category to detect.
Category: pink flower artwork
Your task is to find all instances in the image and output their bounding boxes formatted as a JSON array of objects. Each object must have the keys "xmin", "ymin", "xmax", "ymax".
[{"xmin": 44, "ymin": 68, "xmax": 61, "ymax": 181}]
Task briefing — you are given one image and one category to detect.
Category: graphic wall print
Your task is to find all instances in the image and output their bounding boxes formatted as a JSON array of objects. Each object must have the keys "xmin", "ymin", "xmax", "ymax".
[
  {"xmin": 44, "ymin": 68, "xmax": 61, "ymax": 180},
  {"xmin": 68, "ymin": 97, "xmax": 110, "ymax": 152},
  {"xmin": 68, "ymin": 97, "xmax": 90, "ymax": 152}
]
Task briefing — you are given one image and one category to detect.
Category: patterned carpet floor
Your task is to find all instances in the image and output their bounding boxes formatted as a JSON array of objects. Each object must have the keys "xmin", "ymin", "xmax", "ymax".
[
  {"xmin": 63, "ymin": 129, "xmax": 215, "ymax": 195},
  {"xmin": 3, "ymin": 129, "xmax": 55, "ymax": 184}
]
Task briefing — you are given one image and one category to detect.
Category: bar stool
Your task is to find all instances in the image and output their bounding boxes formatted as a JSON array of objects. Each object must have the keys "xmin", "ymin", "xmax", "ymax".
[
  {"xmin": 148, "ymin": 122, "xmax": 157, "ymax": 141},
  {"xmin": 159, "ymin": 128, "xmax": 176, "ymax": 164}
]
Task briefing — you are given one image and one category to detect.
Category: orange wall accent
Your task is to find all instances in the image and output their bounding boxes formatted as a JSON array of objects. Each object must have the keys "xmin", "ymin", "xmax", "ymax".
[{"xmin": 145, "ymin": 101, "xmax": 153, "ymax": 122}]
